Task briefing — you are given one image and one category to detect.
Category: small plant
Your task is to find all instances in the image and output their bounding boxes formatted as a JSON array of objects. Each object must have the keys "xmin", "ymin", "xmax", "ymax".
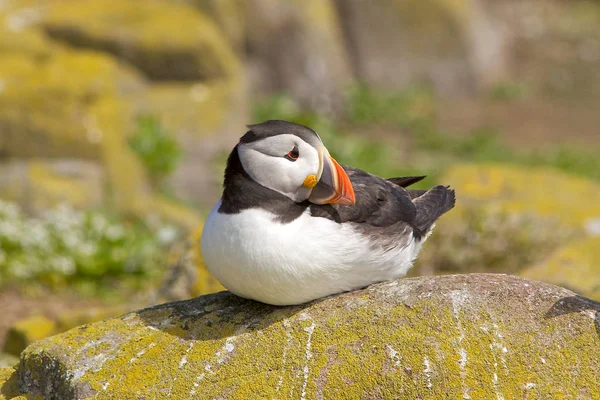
[
  {"xmin": 344, "ymin": 82, "xmax": 435, "ymax": 129},
  {"xmin": 488, "ymin": 81, "xmax": 528, "ymax": 102},
  {"xmin": 129, "ymin": 115, "xmax": 182, "ymax": 188},
  {"xmin": 0, "ymin": 200, "xmax": 178, "ymax": 296},
  {"xmin": 523, "ymin": 145, "xmax": 600, "ymax": 182}
]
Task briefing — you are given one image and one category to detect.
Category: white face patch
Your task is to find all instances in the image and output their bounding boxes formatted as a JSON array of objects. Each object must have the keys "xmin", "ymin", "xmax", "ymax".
[{"xmin": 237, "ymin": 134, "xmax": 321, "ymax": 202}]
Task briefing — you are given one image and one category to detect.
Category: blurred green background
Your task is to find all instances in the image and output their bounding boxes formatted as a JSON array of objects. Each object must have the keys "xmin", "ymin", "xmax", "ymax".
[{"xmin": 1, "ymin": 0, "xmax": 600, "ymax": 360}]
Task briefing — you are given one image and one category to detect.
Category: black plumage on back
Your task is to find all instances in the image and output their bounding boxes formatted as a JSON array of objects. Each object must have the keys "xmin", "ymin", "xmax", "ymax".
[{"xmin": 309, "ymin": 166, "xmax": 455, "ymax": 239}]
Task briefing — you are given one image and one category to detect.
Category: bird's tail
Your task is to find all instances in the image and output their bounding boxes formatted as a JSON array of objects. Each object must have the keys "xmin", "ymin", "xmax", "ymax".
[{"xmin": 412, "ymin": 185, "xmax": 456, "ymax": 238}]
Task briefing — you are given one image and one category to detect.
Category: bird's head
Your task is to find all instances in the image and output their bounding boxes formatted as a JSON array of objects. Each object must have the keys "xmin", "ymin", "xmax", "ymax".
[{"xmin": 236, "ymin": 120, "xmax": 355, "ymax": 205}]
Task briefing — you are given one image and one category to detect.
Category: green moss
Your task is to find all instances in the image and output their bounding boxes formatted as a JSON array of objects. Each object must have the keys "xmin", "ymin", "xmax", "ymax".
[{"xmin": 16, "ymin": 274, "xmax": 600, "ymax": 398}]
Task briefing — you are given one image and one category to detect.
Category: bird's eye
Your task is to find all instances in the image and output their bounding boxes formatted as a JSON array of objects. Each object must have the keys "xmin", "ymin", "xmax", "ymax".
[{"xmin": 284, "ymin": 145, "xmax": 299, "ymax": 162}]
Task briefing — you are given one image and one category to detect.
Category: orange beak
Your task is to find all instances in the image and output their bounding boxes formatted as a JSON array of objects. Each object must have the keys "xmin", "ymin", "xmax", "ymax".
[{"xmin": 308, "ymin": 152, "xmax": 355, "ymax": 205}]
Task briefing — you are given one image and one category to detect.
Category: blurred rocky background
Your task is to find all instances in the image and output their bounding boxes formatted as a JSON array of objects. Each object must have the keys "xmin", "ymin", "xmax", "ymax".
[{"xmin": 0, "ymin": 0, "xmax": 599, "ymax": 363}]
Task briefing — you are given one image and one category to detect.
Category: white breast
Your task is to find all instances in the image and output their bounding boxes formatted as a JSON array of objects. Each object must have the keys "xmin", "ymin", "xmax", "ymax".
[{"xmin": 201, "ymin": 201, "xmax": 427, "ymax": 305}]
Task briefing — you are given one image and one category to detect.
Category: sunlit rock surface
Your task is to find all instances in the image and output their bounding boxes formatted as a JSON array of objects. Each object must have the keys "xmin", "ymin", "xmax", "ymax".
[
  {"xmin": 42, "ymin": 0, "xmax": 240, "ymax": 81},
  {"xmin": 521, "ymin": 236, "xmax": 600, "ymax": 302},
  {"xmin": 444, "ymin": 164, "xmax": 600, "ymax": 229},
  {"xmin": 13, "ymin": 274, "xmax": 600, "ymax": 399}
]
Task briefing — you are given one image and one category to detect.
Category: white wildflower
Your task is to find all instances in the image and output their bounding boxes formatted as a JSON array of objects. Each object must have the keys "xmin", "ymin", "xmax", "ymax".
[
  {"xmin": 8, "ymin": 259, "xmax": 33, "ymax": 279},
  {"xmin": 0, "ymin": 201, "xmax": 20, "ymax": 219},
  {"xmin": 51, "ymin": 256, "xmax": 76, "ymax": 275},
  {"xmin": 105, "ymin": 225, "xmax": 125, "ymax": 241},
  {"xmin": 62, "ymin": 232, "xmax": 81, "ymax": 250},
  {"xmin": 157, "ymin": 225, "xmax": 178, "ymax": 245},
  {"xmin": 0, "ymin": 220, "xmax": 19, "ymax": 238},
  {"xmin": 91, "ymin": 214, "xmax": 108, "ymax": 234},
  {"xmin": 78, "ymin": 242, "xmax": 97, "ymax": 257}
]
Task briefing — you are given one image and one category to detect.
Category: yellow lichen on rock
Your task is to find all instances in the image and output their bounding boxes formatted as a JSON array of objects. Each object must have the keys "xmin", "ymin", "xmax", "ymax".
[
  {"xmin": 53, "ymin": 307, "xmax": 130, "ymax": 335},
  {"xmin": 2, "ymin": 315, "xmax": 55, "ymax": 357},
  {"xmin": 521, "ymin": 236, "xmax": 600, "ymax": 301},
  {"xmin": 144, "ymin": 81, "xmax": 232, "ymax": 138},
  {"xmin": 1, "ymin": 307, "xmax": 132, "ymax": 362},
  {"xmin": 0, "ymin": 49, "xmax": 144, "ymax": 159},
  {"xmin": 193, "ymin": 0, "xmax": 246, "ymax": 53},
  {"xmin": 442, "ymin": 163, "xmax": 600, "ymax": 229},
  {"xmin": 43, "ymin": 0, "xmax": 242, "ymax": 81},
  {"xmin": 0, "ymin": 47, "xmax": 205, "ymax": 224},
  {"xmin": 0, "ymin": 367, "xmax": 21, "ymax": 400},
  {"xmin": 27, "ymin": 161, "xmax": 104, "ymax": 212},
  {"xmin": 0, "ymin": 26, "xmax": 58, "ymax": 57},
  {"xmin": 16, "ymin": 274, "xmax": 600, "ymax": 398},
  {"xmin": 413, "ymin": 163, "xmax": 596, "ymax": 276},
  {"xmin": 0, "ymin": 0, "xmax": 247, "ymax": 209},
  {"xmin": 189, "ymin": 225, "xmax": 224, "ymax": 296},
  {"xmin": 0, "ymin": 160, "xmax": 104, "ymax": 214},
  {"xmin": 147, "ymin": 197, "xmax": 204, "ymax": 231},
  {"xmin": 88, "ymin": 96, "xmax": 149, "ymax": 212}
]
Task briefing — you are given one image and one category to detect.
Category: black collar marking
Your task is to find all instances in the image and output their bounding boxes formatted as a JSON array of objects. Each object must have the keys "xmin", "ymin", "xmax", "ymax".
[{"xmin": 219, "ymin": 146, "xmax": 309, "ymax": 223}]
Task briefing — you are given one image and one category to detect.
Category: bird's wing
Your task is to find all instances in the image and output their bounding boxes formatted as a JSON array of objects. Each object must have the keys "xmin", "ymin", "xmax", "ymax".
[{"xmin": 309, "ymin": 166, "xmax": 417, "ymax": 228}]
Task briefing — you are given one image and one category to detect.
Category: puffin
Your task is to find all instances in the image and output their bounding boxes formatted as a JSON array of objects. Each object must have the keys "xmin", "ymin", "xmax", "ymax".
[{"xmin": 201, "ymin": 120, "xmax": 455, "ymax": 306}]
